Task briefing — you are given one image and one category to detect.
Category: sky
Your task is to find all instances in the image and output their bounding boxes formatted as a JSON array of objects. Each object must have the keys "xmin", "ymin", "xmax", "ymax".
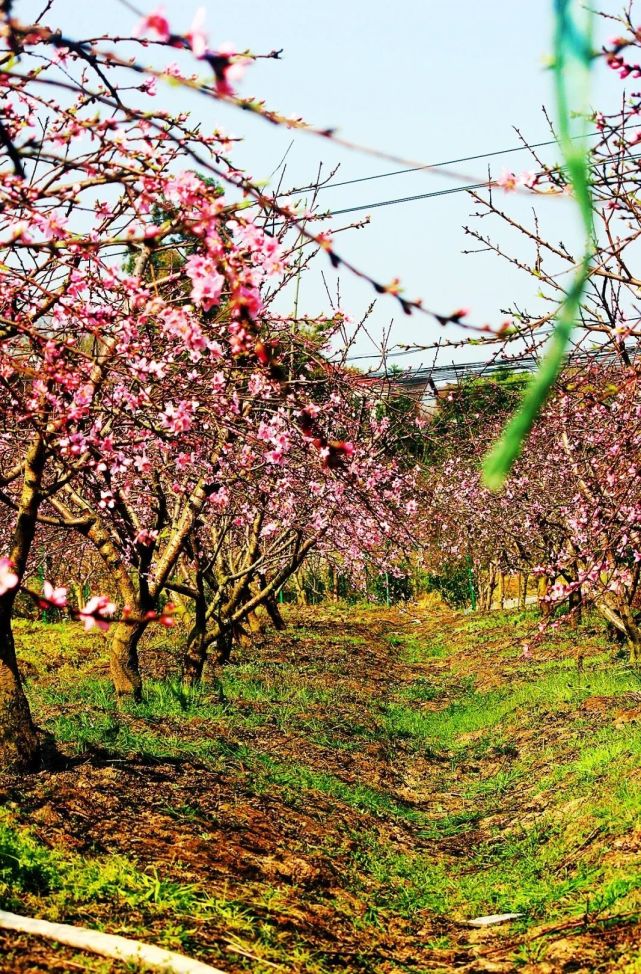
[{"xmin": 18, "ymin": 0, "xmax": 626, "ymax": 368}]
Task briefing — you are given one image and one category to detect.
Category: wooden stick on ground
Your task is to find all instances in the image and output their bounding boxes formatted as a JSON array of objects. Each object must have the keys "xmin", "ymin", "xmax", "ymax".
[{"xmin": 0, "ymin": 910, "xmax": 227, "ymax": 974}]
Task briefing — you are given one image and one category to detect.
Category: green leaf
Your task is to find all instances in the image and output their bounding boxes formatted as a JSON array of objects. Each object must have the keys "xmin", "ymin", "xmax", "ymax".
[
  {"xmin": 482, "ymin": 0, "xmax": 594, "ymax": 490},
  {"xmin": 483, "ymin": 257, "xmax": 588, "ymax": 489}
]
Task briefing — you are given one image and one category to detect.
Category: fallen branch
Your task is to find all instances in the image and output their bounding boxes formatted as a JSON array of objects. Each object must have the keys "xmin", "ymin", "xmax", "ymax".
[{"xmin": 0, "ymin": 910, "xmax": 227, "ymax": 974}]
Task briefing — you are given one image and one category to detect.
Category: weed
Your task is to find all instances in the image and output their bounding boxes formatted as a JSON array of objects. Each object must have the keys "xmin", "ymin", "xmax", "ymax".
[
  {"xmin": 0, "ymin": 813, "xmax": 62, "ymax": 903},
  {"xmin": 387, "ymin": 631, "xmax": 448, "ymax": 662},
  {"xmin": 418, "ymin": 810, "xmax": 482, "ymax": 840},
  {"xmin": 254, "ymin": 754, "xmax": 426, "ymax": 822},
  {"xmin": 12, "ymin": 606, "xmax": 641, "ymax": 971},
  {"xmin": 464, "ymin": 767, "xmax": 524, "ymax": 799},
  {"xmin": 396, "ymin": 678, "xmax": 441, "ymax": 702}
]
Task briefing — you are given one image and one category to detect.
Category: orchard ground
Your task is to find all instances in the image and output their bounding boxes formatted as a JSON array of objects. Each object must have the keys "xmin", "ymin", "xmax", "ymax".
[{"xmin": 2, "ymin": 603, "xmax": 641, "ymax": 973}]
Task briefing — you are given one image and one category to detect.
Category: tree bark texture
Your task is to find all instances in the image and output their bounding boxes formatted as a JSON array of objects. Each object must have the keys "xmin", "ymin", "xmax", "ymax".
[
  {"xmin": 0, "ymin": 615, "xmax": 39, "ymax": 769},
  {"xmin": 110, "ymin": 622, "xmax": 146, "ymax": 700},
  {"xmin": 0, "ymin": 434, "xmax": 46, "ymax": 769}
]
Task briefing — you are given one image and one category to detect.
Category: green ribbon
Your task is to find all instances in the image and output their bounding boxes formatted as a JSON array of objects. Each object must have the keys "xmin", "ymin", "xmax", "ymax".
[{"xmin": 483, "ymin": 0, "xmax": 594, "ymax": 489}]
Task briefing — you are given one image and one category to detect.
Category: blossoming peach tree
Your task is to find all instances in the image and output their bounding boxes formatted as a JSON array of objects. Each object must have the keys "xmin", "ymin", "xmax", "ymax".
[
  {"xmin": 0, "ymin": 1, "xmax": 419, "ymax": 768},
  {"xmin": 424, "ymin": 360, "xmax": 641, "ymax": 656},
  {"xmin": 0, "ymin": 0, "xmax": 614, "ymax": 771},
  {"xmin": 422, "ymin": 7, "xmax": 641, "ymax": 652}
]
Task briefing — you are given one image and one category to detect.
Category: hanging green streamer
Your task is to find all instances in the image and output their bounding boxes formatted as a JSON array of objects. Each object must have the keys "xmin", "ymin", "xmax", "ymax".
[{"xmin": 482, "ymin": 0, "xmax": 594, "ymax": 490}]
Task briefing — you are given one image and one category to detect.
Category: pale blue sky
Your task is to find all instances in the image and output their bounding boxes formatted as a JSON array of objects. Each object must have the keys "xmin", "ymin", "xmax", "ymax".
[{"xmin": 19, "ymin": 0, "xmax": 624, "ymax": 366}]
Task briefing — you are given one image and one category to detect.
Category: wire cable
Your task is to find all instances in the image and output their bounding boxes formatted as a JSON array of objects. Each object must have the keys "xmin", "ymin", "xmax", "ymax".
[
  {"xmin": 317, "ymin": 151, "xmax": 641, "ymax": 219},
  {"xmin": 362, "ymin": 343, "xmax": 639, "ymax": 386},
  {"xmin": 285, "ymin": 125, "xmax": 641, "ymax": 195}
]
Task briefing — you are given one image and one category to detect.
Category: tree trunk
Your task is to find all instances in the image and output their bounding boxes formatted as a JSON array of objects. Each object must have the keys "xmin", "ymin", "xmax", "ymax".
[
  {"xmin": 246, "ymin": 608, "xmax": 264, "ymax": 635},
  {"xmin": 182, "ymin": 618, "xmax": 235, "ymax": 685},
  {"xmin": 0, "ymin": 614, "xmax": 39, "ymax": 769},
  {"xmin": 538, "ymin": 576, "xmax": 551, "ymax": 617},
  {"xmin": 329, "ymin": 567, "xmax": 339, "ymax": 602},
  {"xmin": 181, "ymin": 574, "xmax": 209, "ymax": 685},
  {"xmin": 264, "ymin": 594, "xmax": 286, "ymax": 631},
  {"xmin": 293, "ymin": 573, "xmax": 308, "ymax": 606},
  {"xmin": 627, "ymin": 623, "xmax": 641, "ymax": 663},
  {"xmin": 596, "ymin": 598, "xmax": 641, "ymax": 663},
  {"xmin": 216, "ymin": 626, "xmax": 234, "ymax": 665},
  {"xmin": 0, "ymin": 434, "xmax": 46, "ymax": 769},
  {"xmin": 617, "ymin": 603, "xmax": 641, "ymax": 663},
  {"xmin": 481, "ymin": 565, "xmax": 497, "ymax": 612},
  {"xmin": 182, "ymin": 627, "xmax": 208, "ymax": 685},
  {"xmin": 519, "ymin": 573, "xmax": 529, "ymax": 610},
  {"xmin": 235, "ymin": 619, "xmax": 252, "ymax": 648},
  {"xmin": 110, "ymin": 622, "xmax": 145, "ymax": 701},
  {"xmin": 568, "ymin": 588, "xmax": 582, "ymax": 628}
]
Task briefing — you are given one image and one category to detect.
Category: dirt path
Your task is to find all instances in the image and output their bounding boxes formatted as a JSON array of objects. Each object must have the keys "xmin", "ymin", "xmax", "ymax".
[{"xmin": 1, "ymin": 604, "xmax": 641, "ymax": 972}]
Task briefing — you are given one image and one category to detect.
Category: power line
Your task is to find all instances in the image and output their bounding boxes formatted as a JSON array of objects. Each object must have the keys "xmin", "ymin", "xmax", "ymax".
[
  {"xmin": 342, "ymin": 333, "xmax": 552, "ymax": 363},
  {"xmin": 315, "ymin": 137, "xmax": 581, "ymax": 191},
  {"xmin": 270, "ymin": 178, "xmax": 484, "ymax": 225},
  {"xmin": 286, "ymin": 125, "xmax": 641, "ymax": 196},
  {"xmin": 344, "ymin": 317, "xmax": 641, "ymax": 364},
  {"xmin": 362, "ymin": 343, "xmax": 639, "ymax": 388},
  {"xmin": 327, "ymin": 182, "xmax": 487, "ymax": 217},
  {"xmin": 299, "ymin": 150, "xmax": 641, "ymax": 221}
]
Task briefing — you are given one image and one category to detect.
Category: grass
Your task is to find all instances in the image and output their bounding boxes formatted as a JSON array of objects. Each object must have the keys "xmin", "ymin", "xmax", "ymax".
[
  {"xmin": 348, "ymin": 804, "xmax": 641, "ymax": 924},
  {"xmin": 51, "ymin": 710, "xmax": 227, "ymax": 763},
  {"xmin": 0, "ymin": 808, "xmax": 299, "ymax": 962},
  {"xmin": 1, "ymin": 808, "xmax": 205, "ymax": 916},
  {"xmin": 378, "ymin": 665, "xmax": 641, "ymax": 754},
  {"xmin": 350, "ymin": 611, "xmax": 641, "ymax": 932},
  {"xmin": 253, "ymin": 754, "xmax": 426, "ymax": 822},
  {"xmin": 396, "ymin": 677, "xmax": 443, "ymax": 702},
  {"xmin": 387, "ymin": 630, "xmax": 449, "ymax": 661},
  {"xmin": 221, "ymin": 663, "xmax": 340, "ymax": 705},
  {"xmin": 9, "ymin": 604, "xmax": 641, "ymax": 972},
  {"xmin": 48, "ymin": 704, "xmax": 426, "ymax": 824}
]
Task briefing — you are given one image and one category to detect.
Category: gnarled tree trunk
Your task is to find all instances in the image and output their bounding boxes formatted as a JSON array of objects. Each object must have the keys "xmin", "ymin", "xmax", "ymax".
[
  {"xmin": 182, "ymin": 631, "xmax": 208, "ymax": 686},
  {"xmin": 538, "ymin": 576, "xmax": 552, "ymax": 617},
  {"xmin": 183, "ymin": 622, "xmax": 236, "ymax": 686},
  {"xmin": 0, "ymin": 434, "xmax": 46, "ymax": 769},
  {"xmin": 182, "ymin": 616, "xmax": 209, "ymax": 685},
  {"xmin": 263, "ymin": 593, "xmax": 286, "ymax": 631},
  {"xmin": 110, "ymin": 622, "xmax": 146, "ymax": 701},
  {"xmin": 293, "ymin": 572, "xmax": 308, "ymax": 606},
  {"xmin": 596, "ymin": 597, "xmax": 641, "ymax": 663},
  {"xmin": 246, "ymin": 607, "xmax": 264, "ymax": 635},
  {"xmin": 0, "ymin": 612, "xmax": 39, "ymax": 769},
  {"xmin": 181, "ymin": 568, "xmax": 209, "ymax": 686},
  {"xmin": 216, "ymin": 626, "xmax": 234, "ymax": 665}
]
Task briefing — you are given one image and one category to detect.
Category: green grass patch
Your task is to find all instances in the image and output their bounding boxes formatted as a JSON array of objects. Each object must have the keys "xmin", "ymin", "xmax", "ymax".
[
  {"xmin": 1, "ymin": 808, "xmax": 206, "ymax": 915},
  {"xmin": 0, "ymin": 810, "xmax": 301, "ymax": 959},
  {"xmin": 13, "ymin": 606, "xmax": 641, "ymax": 966},
  {"xmin": 350, "ymin": 816, "xmax": 640, "ymax": 923},
  {"xmin": 220, "ymin": 664, "xmax": 338, "ymax": 706},
  {"xmin": 387, "ymin": 631, "xmax": 449, "ymax": 662},
  {"xmin": 46, "ymin": 704, "xmax": 424, "ymax": 824},
  {"xmin": 254, "ymin": 753, "xmax": 426, "ymax": 822},
  {"xmin": 396, "ymin": 678, "xmax": 442, "ymax": 703},
  {"xmin": 379, "ymin": 665, "xmax": 641, "ymax": 751}
]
